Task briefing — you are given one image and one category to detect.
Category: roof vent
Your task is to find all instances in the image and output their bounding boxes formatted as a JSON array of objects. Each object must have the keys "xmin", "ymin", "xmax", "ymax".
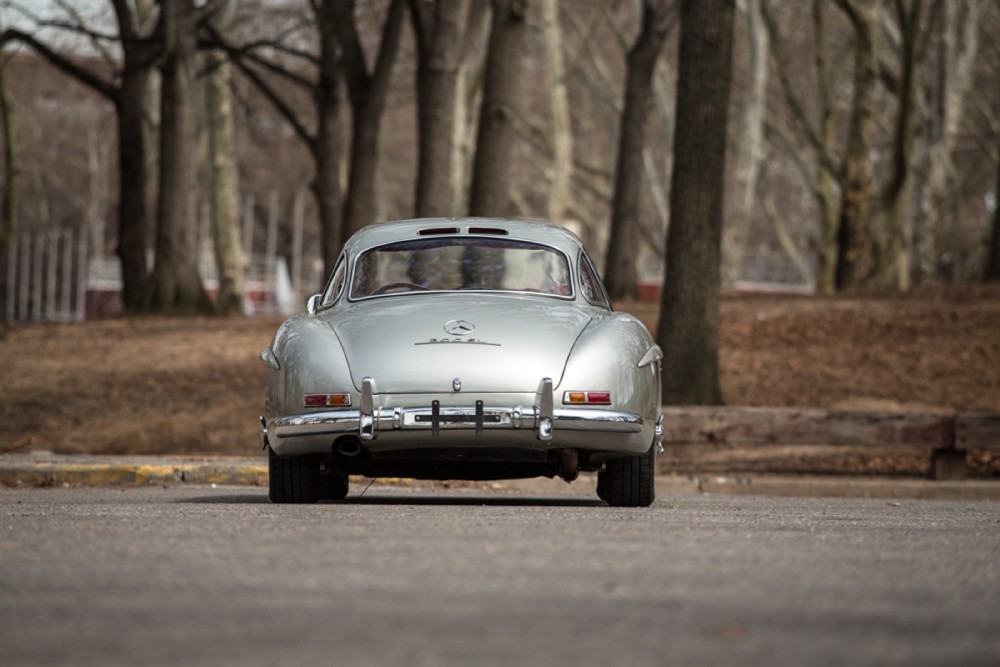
[
  {"xmin": 467, "ymin": 227, "xmax": 509, "ymax": 236},
  {"xmin": 418, "ymin": 227, "xmax": 459, "ymax": 236}
]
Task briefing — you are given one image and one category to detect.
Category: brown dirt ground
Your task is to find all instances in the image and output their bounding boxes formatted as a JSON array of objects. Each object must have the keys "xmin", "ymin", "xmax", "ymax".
[{"xmin": 2, "ymin": 284, "xmax": 999, "ymax": 477}]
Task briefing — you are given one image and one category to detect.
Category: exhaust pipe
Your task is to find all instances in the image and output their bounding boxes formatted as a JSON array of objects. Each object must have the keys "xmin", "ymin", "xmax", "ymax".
[
  {"xmin": 557, "ymin": 449, "xmax": 579, "ymax": 482},
  {"xmin": 337, "ymin": 438, "xmax": 364, "ymax": 458}
]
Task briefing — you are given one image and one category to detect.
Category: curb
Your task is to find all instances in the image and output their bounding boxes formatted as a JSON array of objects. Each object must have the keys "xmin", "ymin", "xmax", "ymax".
[
  {"xmin": 682, "ymin": 474, "xmax": 1000, "ymax": 501},
  {"xmin": 1, "ymin": 455, "xmax": 999, "ymax": 501},
  {"xmin": 0, "ymin": 455, "xmax": 268, "ymax": 489}
]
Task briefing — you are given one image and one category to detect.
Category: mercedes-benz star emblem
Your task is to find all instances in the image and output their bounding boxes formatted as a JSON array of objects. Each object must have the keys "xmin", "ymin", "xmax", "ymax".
[{"xmin": 443, "ymin": 320, "xmax": 475, "ymax": 336}]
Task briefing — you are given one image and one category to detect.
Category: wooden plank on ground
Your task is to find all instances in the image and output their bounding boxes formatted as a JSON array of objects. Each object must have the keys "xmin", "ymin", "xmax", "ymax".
[
  {"xmin": 661, "ymin": 406, "xmax": 956, "ymax": 449},
  {"xmin": 956, "ymin": 414, "xmax": 1000, "ymax": 450}
]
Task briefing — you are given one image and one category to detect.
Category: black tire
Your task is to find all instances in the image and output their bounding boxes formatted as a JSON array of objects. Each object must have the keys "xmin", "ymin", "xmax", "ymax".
[
  {"xmin": 598, "ymin": 443, "xmax": 655, "ymax": 507},
  {"xmin": 268, "ymin": 447, "xmax": 321, "ymax": 504},
  {"xmin": 319, "ymin": 467, "xmax": 349, "ymax": 501},
  {"xmin": 595, "ymin": 471, "xmax": 609, "ymax": 502}
]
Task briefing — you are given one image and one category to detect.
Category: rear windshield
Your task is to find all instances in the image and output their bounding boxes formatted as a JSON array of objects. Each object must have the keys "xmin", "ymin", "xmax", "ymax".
[{"xmin": 350, "ymin": 237, "xmax": 572, "ymax": 299}]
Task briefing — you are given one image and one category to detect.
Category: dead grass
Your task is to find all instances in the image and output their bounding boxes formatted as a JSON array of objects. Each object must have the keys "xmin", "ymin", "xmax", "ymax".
[{"xmin": 2, "ymin": 284, "xmax": 999, "ymax": 475}]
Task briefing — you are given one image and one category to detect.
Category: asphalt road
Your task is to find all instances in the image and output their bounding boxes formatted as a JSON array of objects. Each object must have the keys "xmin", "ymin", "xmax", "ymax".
[{"xmin": 2, "ymin": 485, "xmax": 998, "ymax": 667}]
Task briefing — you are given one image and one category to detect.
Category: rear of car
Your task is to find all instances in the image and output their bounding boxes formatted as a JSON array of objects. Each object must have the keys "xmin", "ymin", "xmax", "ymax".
[{"xmin": 260, "ymin": 219, "xmax": 662, "ymax": 506}]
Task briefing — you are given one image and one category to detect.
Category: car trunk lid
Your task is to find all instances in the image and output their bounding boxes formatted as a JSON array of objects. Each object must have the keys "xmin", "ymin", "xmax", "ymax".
[{"xmin": 327, "ymin": 295, "xmax": 593, "ymax": 394}]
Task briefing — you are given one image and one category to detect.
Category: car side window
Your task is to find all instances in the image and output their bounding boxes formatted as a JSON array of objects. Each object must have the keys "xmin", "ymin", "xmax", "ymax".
[
  {"xmin": 579, "ymin": 252, "xmax": 611, "ymax": 309},
  {"xmin": 321, "ymin": 257, "xmax": 347, "ymax": 307}
]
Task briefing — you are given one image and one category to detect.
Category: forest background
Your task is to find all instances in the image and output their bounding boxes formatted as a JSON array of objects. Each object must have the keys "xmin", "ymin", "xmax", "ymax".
[{"xmin": 0, "ymin": 0, "xmax": 998, "ymax": 421}]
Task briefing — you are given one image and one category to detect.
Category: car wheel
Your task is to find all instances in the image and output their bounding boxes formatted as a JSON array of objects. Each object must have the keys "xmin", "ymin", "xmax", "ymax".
[
  {"xmin": 319, "ymin": 467, "xmax": 349, "ymax": 501},
  {"xmin": 268, "ymin": 447, "xmax": 321, "ymax": 504},
  {"xmin": 599, "ymin": 443, "xmax": 655, "ymax": 507},
  {"xmin": 595, "ymin": 471, "xmax": 608, "ymax": 502}
]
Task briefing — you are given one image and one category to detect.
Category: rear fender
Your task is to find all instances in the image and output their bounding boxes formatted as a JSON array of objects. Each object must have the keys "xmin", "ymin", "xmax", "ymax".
[
  {"xmin": 558, "ymin": 313, "xmax": 660, "ymax": 417},
  {"xmin": 263, "ymin": 316, "xmax": 354, "ymax": 419}
]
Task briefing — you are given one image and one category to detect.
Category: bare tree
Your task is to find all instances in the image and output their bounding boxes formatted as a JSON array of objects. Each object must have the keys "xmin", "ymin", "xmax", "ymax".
[
  {"xmin": 541, "ymin": 0, "xmax": 572, "ymax": 226},
  {"xmin": 468, "ymin": 0, "xmax": 530, "ymax": 217},
  {"xmin": 142, "ymin": 0, "xmax": 213, "ymax": 314},
  {"xmin": 873, "ymin": 0, "xmax": 930, "ymax": 289},
  {"xmin": 655, "ymin": 0, "xmax": 735, "ymax": 405},
  {"xmin": 207, "ymin": 2, "xmax": 345, "ymax": 274},
  {"xmin": 205, "ymin": 0, "xmax": 245, "ymax": 315},
  {"xmin": 210, "ymin": 0, "xmax": 403, "ymax": 271},
  {"xmin": 722, "ymin": 0, "xmax": 769, "ymax": 292},
  {"xmin": 833, "ymin": 0, "xmax": 880, "ymax": 290},
  {"xmin": 409, "ymin": 0, "xmax": 472, "ymax": 218},
  {"xmin": 333, "ymin": 0, "xmax": 406, "ymax": 238},
  {"xmin": 916, "ymin": 0, "xmax": 986, "ymax": 284},
  {"xmin": 761, "ymin": 0, "xmax": 844, "ymax": 294},
  {"xmin": 0, "ymin": 48, "xmax": 18, "ymax": 330},
  {"xmin": 604, "ymin": 0, "xmax": 674, "ymax": 301},
  {"xmin": 1, "ymin": 0, "xmax": 160, "ymax": 312}
]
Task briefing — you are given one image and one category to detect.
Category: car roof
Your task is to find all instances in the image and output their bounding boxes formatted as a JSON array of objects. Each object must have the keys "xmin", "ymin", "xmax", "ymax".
[{"xmin": 344, "ymin": 218, "xmax": 585, "ymax": 256}]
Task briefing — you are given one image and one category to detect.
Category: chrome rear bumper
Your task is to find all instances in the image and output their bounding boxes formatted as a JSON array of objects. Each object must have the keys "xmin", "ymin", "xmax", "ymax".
[{"xmin": 263, "ymin": 376, "xmax": 656, "ymax": 452}]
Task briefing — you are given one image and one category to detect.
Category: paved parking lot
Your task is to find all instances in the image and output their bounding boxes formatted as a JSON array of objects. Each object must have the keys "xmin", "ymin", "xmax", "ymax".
[{"xmin": 2, "ymin": 485, "xmax": 998, "ymax": 666}]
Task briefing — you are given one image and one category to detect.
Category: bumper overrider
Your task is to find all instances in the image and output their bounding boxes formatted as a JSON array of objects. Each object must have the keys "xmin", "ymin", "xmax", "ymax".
[{"xmin": 263, "ymin": 377, "xmax": 664, "ymax": 455}]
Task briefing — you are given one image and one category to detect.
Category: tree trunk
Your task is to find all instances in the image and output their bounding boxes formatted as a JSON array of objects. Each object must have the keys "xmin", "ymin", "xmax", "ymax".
[
  {"xmin": 0, "ymin": 52, "xmax": 18, "ymax": 329},
  {"xmin": 834, "ymin": 0, "xmax": 879, "ymax": 291},
  {"xmin": 814, "ymin": 0, "xmax": 839, "ymax": 296},
  {"xmin": 722, "ymin": 0, "xmax": 768, "ymax": 293},
  {"xmin": 114, "ymin": 71, "xmax": 151, "ymax": 313},
  {"xmin": 313, "ymin": 122, "xmax": 345, "ymax": 277},
  {"xmin": 605, "ymin": 0, "xmax": 672, "ymax": 301},
  {"xmin": 917, "ymin": 0, "xmax": 985, "ymax": 284},
  {"xmin": 1, "ymin": 2, "xmax": 157, "ymax": 313},
  {"xmin": 874, "ymin": 0, "xmax": 927, "ymax": 290},
  {"xmin": 655, "ymin": 0, "xmax": 734, "ymax": 406},
  {"xmin": 143, "ymin": 0, "xmax": 211, "ymax": 315},
  {"xmin": 310, "ymin": 0, "xmax": 346, "ymax": 276},
  {"xmin": 760, "ymin": 0, "xmax": 841, "ymax": 294},
  {"xmin": 541, "ymin": 0, "xmax": 572, "ymax": 226},
  {"xmin": 411, "ymin": 0, "xmax": 470, "ymax": 218},
  {"xmin": 115, "ymin": 0, "xmax": 156, "ymax": 313},
  {"xmin": 334, "ymin": 0, "xmax": 406, "ymax": 240},
  {"xmin": 205, "ymin": 0, "xmax": 245, "ymax": 315},
  {"xmin": 450, "ymin": 3, "xmax": 490, "ymax": 216},
  {"xmin": 468, "ymin": 0, "xmax": 530, "ymax": 217}
]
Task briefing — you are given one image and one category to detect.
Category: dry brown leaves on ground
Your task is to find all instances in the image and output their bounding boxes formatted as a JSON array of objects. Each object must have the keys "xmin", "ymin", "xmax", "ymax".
[{"xmin": 2, "ymin": 284, "xmax": 998, "ymax": 476}]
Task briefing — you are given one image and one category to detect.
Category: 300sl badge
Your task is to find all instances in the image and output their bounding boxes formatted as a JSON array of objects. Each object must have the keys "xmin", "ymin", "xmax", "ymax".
[{"xmin": 415, "ymin": 338, "xmax": 500, "ymax": 346}]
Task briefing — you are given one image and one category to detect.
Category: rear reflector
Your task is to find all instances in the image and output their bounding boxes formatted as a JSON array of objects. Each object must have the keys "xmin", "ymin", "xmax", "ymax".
[
  {"xmin": 562, "ymin": 391, "xmax": 611, "ymax": 405},
  {"xmin": 304, "ymin": 393, "xmax": 352, "ymax": 407}
]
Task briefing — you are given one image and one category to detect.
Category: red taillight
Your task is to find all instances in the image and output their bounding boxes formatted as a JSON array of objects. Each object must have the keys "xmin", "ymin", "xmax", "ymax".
[
  {"xmin": 562, "ymin": 391, "xmax": 612, "ymax": 405},
  {"xmin": 304, "ymin": 393, "xmax": 352, "ymax": 408}
]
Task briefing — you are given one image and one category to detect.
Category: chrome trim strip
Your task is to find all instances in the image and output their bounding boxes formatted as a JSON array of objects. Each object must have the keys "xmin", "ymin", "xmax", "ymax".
[
  {"xmin": 538, "ymin": 378, "xmax": 554, "ymax": 441},
  {"xmin": 259, "ymin": 347, "xmax": 280, "ymax": 370},
  {"xmin": 360, "ymin": 377, "xmax": 377, "ymax": 441},
  {"xmin": 346, "ymin": 237, "xmax": 576, "ymax": 302},
  {"xmin": 269, "ymin": 406, "xmax": 644, "ymax": 442},
  {"xmin": 637, "ymin": 345, "xmax": 663, "ymax": 368}
]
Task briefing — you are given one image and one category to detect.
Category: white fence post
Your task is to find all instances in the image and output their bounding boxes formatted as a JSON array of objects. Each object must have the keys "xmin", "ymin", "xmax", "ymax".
[
  {"xmin": 242, "ymin": 192, "xmax": 255, "ymax": 258},
  {"xmin": 265, "ymin": 190, "xmax": 279, "ymax": 314},
  {"xmin": 31, "ymin": 233, "xmax": 42, "ymax": 320},
  {"xmin": 17, "ymin": 235, "xmax": 28, "ymax": 319},
  {"xmin": 75, "ymin": 228, "xmax": 87, "ymax": 322},
  {"xmin": 6, "ymin": 235, "xmax": 16, "ymax": 322},
  {"xmin": 46, "ymin": 233, "xmax": 57, "ymax": 320},
  {"xmin": 61, "ymin": 229, "xmax": 72, "ymax": 320}
]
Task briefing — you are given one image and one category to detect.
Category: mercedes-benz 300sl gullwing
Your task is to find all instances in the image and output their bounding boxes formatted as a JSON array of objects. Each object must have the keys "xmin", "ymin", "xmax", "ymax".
[{"xmin": 259, "ymin": 218, "xmax": 663, "ymax": 506}]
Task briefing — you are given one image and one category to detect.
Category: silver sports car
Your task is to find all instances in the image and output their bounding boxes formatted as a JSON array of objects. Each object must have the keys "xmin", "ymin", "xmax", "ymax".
[{"xmin": 260, "ymin": 218, "xmax": 663, "ymax": 506}]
